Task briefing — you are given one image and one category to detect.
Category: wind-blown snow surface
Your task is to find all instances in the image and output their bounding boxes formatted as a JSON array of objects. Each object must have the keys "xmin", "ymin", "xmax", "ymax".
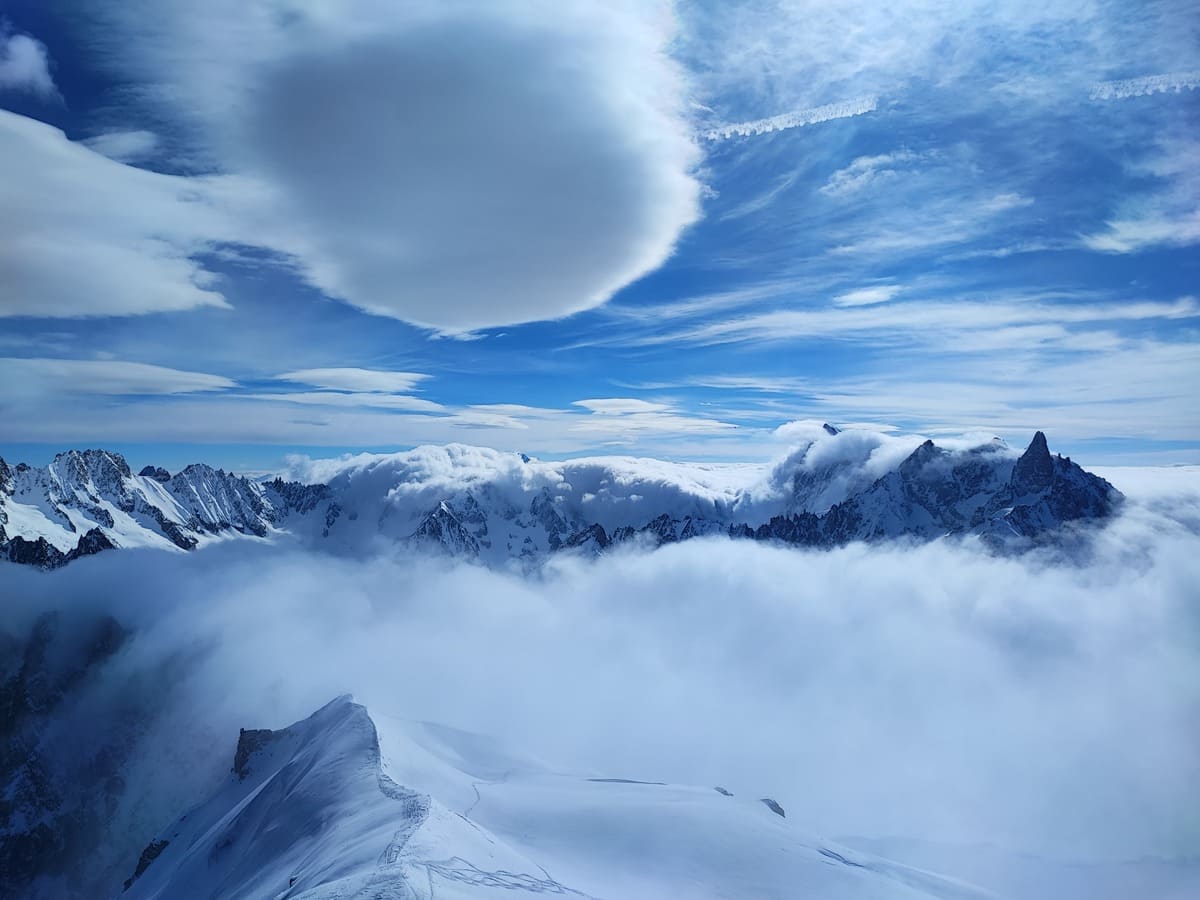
[
  {"xmin": 1, "ymin": 469, "xmax": 1198, "ymax": 899},
  {"xmin": 121, "ymin": 696, "xmax": 997, "ymax": 900}
]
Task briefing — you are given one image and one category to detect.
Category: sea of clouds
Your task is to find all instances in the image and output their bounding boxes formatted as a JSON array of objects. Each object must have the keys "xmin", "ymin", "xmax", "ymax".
[{"xmin": 1, "ymin": 468, "xmax": 1198, "ymax": 897}]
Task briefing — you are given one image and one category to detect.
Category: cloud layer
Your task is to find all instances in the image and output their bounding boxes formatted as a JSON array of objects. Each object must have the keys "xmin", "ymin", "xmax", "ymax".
[{"xmin": 2, "ymin": 485, "xmax": 1197, "ymax": 899}]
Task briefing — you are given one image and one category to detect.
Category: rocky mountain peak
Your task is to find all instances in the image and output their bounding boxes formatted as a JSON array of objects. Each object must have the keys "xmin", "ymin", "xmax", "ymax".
[
  {"xmin": 1012, "ymin": 430, "xmax": 1054, "ymax": 493},
  {"xmin": 53, "ymin": 448, "xmax": 132, "ymax": 483},
  {"xmin": 897, "ymin": 439, "xmax": 943, "ymax": 476}
]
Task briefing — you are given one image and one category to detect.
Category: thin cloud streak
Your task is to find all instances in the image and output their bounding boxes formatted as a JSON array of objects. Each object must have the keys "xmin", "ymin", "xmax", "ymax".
[
  {"xmin": 705, "ymin": 95, "xmax": 878, "ymax": 140},
  {"xmin": 632, "ymin": 297, "xmax": 1200, "ymax": 348},
  {"xmin": 1090, "ymin": 71, "xmax": 1200, "ymax": 100}
]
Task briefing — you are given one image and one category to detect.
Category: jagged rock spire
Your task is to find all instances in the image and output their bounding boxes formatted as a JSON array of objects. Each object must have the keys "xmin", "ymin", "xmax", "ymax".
[{"xmin": 1012, "ymin": 431, "xmax": 1054, "ymax": 492}]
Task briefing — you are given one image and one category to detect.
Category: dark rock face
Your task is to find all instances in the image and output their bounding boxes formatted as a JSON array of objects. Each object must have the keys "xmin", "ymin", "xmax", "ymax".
[
  {"xmin": 137, "ymin": 466, "xmax": 171, "ymax": 483},
  {"xmin": 4, "ymin": 527, "xmax": 116, "ymax": 569},
  {"xmin": 1010, "ymin": 430, "xmax": 1054, "ymax": 494},
  {"xmin": 0, "ymin": 456, "xmax": 13, "ymax": 495},
  {"xmin": 322, "ymin": 501, "xmax": 342, "ymax": 538},
  {"xmin": 760, "ymin": 798, "xmax": 786, "ymax": 818},
  {"xmin": 5, "ymin": 535, "xmax": 66, "ymax": 568},
  {"xmin": 643, "ymin": 513, "xmax": 679, "ymax": 545},
  {"xmin": 169, "ymin": 464, "xmax": 272, "ymax": 537},
  {"xmin": 71, "ymin": 527, "xmax": 116, "ymax": 559},
  {"xmin": 561, "ymin": 523, "xmax": 609, "ymax": 553},
  {"xmin": 233, "ymin": 729, "xmax": 279, "ymax": 780},
  {"xmin": 409, "ymin": 501, "xmax": 480, "ymax": 556},
  {"xmin": 530, "ymin": 489, "xmax": 572, "ymax": 550},
  {"xmin": 0, "ymin": 613, "xmax": 131, "ymax": 898},
  {"xmin": 123, "ymin": 839, "xmax": 169, "ymax": 891},
  {"xmin": 266, "ymin": 478, "xmax": 331, "ymax": 515}
]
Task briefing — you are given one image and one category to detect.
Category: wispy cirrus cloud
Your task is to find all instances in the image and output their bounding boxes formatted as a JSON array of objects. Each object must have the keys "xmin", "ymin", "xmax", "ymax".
[
  {"xmin": 786, "ymin": 340, "xmax": 1200, "ymax": 442},
  {"xmin": 573, "ymin": 398, "xmax": 672, "ymax": 415},
  {"xmin": 1082, "ymin": 139, "xmax": 1200, "ymax": 253},
  {"xmin": 828, "ymin": 193, "xmax": 1034, "ymax": 256},
  {"xmin": 244, "ymin": 391, "xmax": 445, "ymax": 414},
  {"xmin": 819, "ymin": 151, "xmax": 925, "ymax": 197},
  {"xmin": 275, "ymin": 368, "xmax": 431, "ymax": 394},
  {"xmin": 0, "ymin": 357, "xmax": 235, "ymax": 396},
  {"xmin": 636, "ymin": 295, "xmax": 1199, "ymax": 348},
  {"xmin": 569, "ymin": 398, "xmax": 737, "ymax": 438}
]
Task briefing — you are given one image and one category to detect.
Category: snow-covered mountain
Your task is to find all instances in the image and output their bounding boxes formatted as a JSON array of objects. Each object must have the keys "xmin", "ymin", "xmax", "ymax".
[
  {"xmin": 119, "ymin": 695, "xmax": 995, "ymax": 900},
  {"xmin": 0, "ymin": 615, "xmax": 1021, "ymax": 900},
  {"xmin": 0, "ymin": 449, "xmax": 330, "ymax": 567},
  {"xmin": 0, "ymin": 430, "xmax": 1121, "ymax": 569},
  {"xmin": 1, "ymin": 609, "xmax": 993, "ymax": 899}
]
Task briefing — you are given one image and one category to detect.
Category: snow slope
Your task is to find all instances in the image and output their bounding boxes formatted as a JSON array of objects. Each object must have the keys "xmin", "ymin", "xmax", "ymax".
[{"xmin": 122, "ymin": 696, "xmax": 1000, "ymax": 900}]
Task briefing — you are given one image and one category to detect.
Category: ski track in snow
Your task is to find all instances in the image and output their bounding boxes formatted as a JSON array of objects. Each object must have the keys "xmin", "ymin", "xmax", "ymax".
[{"xmin": 413, "ymin": 857, "xmax": 598, "ymax": 897}]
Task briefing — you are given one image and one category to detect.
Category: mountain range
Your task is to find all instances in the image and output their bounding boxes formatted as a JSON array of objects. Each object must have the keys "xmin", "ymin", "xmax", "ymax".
[{"xmin": 0, "ymin": 429, "xmax": 1121, "ymax": 569}]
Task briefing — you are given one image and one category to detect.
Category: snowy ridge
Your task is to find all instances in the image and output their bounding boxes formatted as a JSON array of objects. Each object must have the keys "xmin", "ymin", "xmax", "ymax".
[
  {"xmin": 1, "ymin": 430, "xmax": 1121, "ymax": 569},
  {"xmin": 120, "ymin": 695, "xmax": 998, "ymax": 900},
  {"xmin": 0, "ymin": 450, "xmax": 331, "ymax": 568}
]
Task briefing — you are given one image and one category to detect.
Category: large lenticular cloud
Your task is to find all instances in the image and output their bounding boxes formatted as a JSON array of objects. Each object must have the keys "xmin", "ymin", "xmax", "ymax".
[{"xmin": 78, "ymin": 0, "xmax": 701, "ymax": 331}]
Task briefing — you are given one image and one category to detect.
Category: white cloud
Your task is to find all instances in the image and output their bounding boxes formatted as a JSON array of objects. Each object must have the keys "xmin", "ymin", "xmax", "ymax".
[
  {"xmin": 1090, "ymin": 71, "xmax": 1200, "ymax": 100},
  {"xmin": 1082, "ymin": 139, "xmax": 1200, "ymax": 253},
  {"xmin": 568, "ymin": 398, "xmax": 737, "ymax": 439},
  {"xmin": 0, "ymin": 29, "xmax": 57, "ymax": 97},
  {"xmin": 573, "ymin": 398, "xmax": 673, "ymax": 415},
  {"xmin": 0, "ymin": 357, "xmax": 235, "ymax": 395},
  {"xmin": 84, "ymin": 1, "xmax": 703, "ymax": 331},
  {"xmin": 678, "ymin": 1, "xmax": 1192, "ymax": 123},
  {"xmin": 705, "ymin": 95, "xmax": 877, "ymax": 140},
  {"xmin": 787, "ymin": 341, "xmax": 1200, "ymax": 442},
  {"xmin": 1083, "ymin": 211, "xmax": 1200, "ymax": 253},
  {"xmin": 819, "ymin": 151, "xmax": 923, "ymax": 197},
  {"xmin": 680, "ymin": 375, "xmax": 814, "ymax": 394},
  {"xmin": 245, "ymin": 391, "xmax": 444, "ymax": 413},
  {"xmin": 640, "ymin": 295, "xmax": 1199, "ymax": 347},
  {"xmin": 275, "ymin": 368, "xmax": 431, "ymax": 394},
  {"xmin": 0, "ymin": 112, "xmax": 231, "ymax": 318},
  {"xmin": 4, "ymin": 492, "xmax": 1198, "ymax": 884},
  {"xmin": 827, "ymin": 193, "xmax": 1035, "ymax": 256},
  {"xmin": 833, "ymin": 285, "xmax": 901, "ymax": 307},
  {"xmin": 82, "ymin": 129, "xmax": 160, "ymax": 162}
]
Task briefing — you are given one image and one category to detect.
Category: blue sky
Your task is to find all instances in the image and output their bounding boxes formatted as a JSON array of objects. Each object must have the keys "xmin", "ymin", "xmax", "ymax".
[{"xmin": 1, "ymin": 0, "xmax": 1197, "ymax": 471}]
